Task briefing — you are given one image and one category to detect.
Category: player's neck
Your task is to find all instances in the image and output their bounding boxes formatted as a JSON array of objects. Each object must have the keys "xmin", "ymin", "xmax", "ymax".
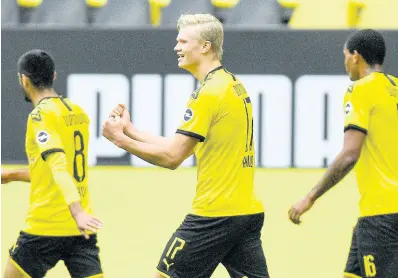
[
  {"xmin": 191, "ymin": 60, "xmax": 222, "ymax": 82},
  {"xmin": 31, "ymin": 88, "xmax": 58, "ymax": 107},
  {"xmin": 360, "ymin": 64, "xmax": 383, "ymax": 79}
]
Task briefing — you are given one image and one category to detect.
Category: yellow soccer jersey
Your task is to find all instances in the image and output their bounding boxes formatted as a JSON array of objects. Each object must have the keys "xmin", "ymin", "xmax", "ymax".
[
  {"xmin": 24, "ymin": 96, "xmax": 92, "ymax": 236},
  {"xmin": 177, "ymin": 66, "xmax": 264, "ymax": 217},
  {"xmin": 343, "ymin": 72, "xmax": 398, "ymax": 217}
]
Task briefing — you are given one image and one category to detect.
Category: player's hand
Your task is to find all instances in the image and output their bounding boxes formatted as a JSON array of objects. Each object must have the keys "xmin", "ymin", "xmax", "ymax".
[
  {"xmin": 109, "ymin": 104, "xmax": 126, "ymax": 118},
  {"xmin": 102, "ymin": 116, "xmax": 124, "ymax": 145},
  {"xmin": 109, "ymin": 104, "xmax": 131, "ymax": 132},
  {"xmin": 1, "ymin": 168, "xmax": 12, "ymax": 184},
  {"xmin": 288, "ymin": 196, "xmax": 314, "ymax": 225},
  {"xmin": 73, "ymin": 212, "xmax": 103, "ymax": 239}
]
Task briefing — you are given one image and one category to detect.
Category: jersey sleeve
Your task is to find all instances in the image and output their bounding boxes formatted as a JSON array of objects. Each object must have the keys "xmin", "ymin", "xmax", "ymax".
[
  {"xmin": 343, "ymin": 85, "xmax": 373, "ymax": 134},
  {"xmin": 176, "ymin": 90, "xmax": 219, "ymax": 142},
  {"xmin": 29, "ymin": 107, "xmax": 65, "ymax": 160}
]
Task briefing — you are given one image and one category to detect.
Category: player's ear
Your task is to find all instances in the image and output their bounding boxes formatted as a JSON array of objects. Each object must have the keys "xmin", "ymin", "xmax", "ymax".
[
  {"xmin": 21, "ymin": 74, "xmax": 30, "ymax": 88},
  {"xmin": 53, "ymin": 71, "xmax": 57, "ymax": 81},
  {"xmin": 201, "ymin": 41, "xmax": 212, "ymax": 54},
  {"xmin": 353, "ymin": 50, "xmax": 360, "ymax": 64},
  {"xmin": 17, "ymin": 73, "xmax": 22, "ymax": 86}
]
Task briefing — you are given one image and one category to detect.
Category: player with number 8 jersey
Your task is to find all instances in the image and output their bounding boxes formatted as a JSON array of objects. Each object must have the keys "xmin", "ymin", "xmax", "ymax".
[
  {"xmin": 25, "ymin": 96, "xmax": 92, "ymax": 236},
  {"xmin": 2, "ymin": 49, "xmax": 103, "ymax": 278}
]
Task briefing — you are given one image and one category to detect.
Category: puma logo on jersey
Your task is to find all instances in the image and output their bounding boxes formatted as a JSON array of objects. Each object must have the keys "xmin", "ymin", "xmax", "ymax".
[
  {"xmin": 36, "ymin": 131, "xmax": 49, "ymax": 144},
  {"xmin": 191, "ymin": 88, "xmax": 200, "ymax": 99},
  {"xmin": 163, "ymin": 258, "xmax": 174, "ymax": 271},
  {"xmin": 31, "ymin": 107, "xmax": 42, "ymax": 122}
]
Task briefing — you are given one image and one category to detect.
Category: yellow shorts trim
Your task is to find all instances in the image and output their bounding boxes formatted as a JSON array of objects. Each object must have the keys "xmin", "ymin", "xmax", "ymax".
[
  {"xmin": 86, "ymin": 274, "xmax": 104, "ymax": 278},
  {"xmin": 157, "ymin": 269, "xmax": 171, "ymax": 278},
  {"xmin": 10, "ymin": 257, "xmax": 32, "ymax": 278},
  {"xmin": 344, "ymin": 272, "xmax": 362, "ymax": 278}
]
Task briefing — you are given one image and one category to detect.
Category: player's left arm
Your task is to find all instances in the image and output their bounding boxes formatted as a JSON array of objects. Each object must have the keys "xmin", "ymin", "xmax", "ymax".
[
  {"xmin": 115, "ymin": 133, "xmax": 198, "ymax": 170},
  {"xmin": 103, "ymin": 87, "xmax": 218, "ymax": 169},
  {"xmin": 1, "ymin": 168, "xmax": 30, "ymax": 184},
  {"xmin": 289, "ymin": 85, "xmax": 372, "ymax": 224}
]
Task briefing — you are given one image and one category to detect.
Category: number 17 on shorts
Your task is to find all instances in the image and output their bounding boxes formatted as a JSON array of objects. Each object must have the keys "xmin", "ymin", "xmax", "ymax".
[{"xmin": 162, "ymin": 237, "xmax": 186, "ymax": 273}]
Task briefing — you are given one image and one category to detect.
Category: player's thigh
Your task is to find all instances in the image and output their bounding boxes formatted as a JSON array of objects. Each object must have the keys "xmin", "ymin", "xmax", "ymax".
[
  {"xmin": 156, "ymin": 214, "xmax": 238, "ymax": 278},
  {"xmin": 3, "ymin": 258, "xmax": 29, "ymax": 278},
  {"xmin": 343, "ymin": 225, "xmax": 362, "ymax": 278},
  {"xmin": 63, "ymin": 235, "xmax": 103, "ymax": 278},
  {"xmin": 8, "ymin": 232, "xmax": 62, "ymax": 278},
  {"xmin": 357, "ymin": 213, "xmax": 398, "ymax": 278},
  {"xmin": 222, "ymin": 213, "xmax": 269, "ymax": 278}
]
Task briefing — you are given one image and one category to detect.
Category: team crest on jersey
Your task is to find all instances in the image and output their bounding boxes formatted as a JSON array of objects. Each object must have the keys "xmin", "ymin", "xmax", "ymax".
[
  {"xmin": 31, "ymin": 107, "xmax": 42, "ymax": 122},
  {"xmin": 184, "ymin": 108, "xmax": 193, "ymax": 122},
  {"xmin": 36, "ymin": 131, "xmax": 49, "ymax": 144},
  {"xmin": 344, "ymin": 101, "xmax": 353, "ymax": 115}
]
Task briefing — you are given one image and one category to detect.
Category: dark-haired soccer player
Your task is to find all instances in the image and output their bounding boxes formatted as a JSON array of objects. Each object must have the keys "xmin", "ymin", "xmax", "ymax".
[
  {"xmin": 289, "ymin": 29, "xmax": 398, "ymax": 278},
  {"xmin": 1, "ymin": 49, "xmax": 104, "ymax": 278}
]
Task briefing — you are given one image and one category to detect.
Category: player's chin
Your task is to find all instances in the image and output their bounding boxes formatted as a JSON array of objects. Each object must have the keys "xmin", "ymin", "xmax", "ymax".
[{"xmin": 177, "ymin": 61, "xmax": 188, "ymax": 69}]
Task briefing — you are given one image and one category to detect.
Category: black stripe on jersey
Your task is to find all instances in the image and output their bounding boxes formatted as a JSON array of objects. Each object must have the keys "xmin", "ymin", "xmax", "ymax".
[
  {"xmin": 344, "ymin": 124, "xmax": 368, "ymax": 135},
  {"xmin": 383, "ymin": 73, "xmax": 397, "ymax": 86},
  {"xmin": 249, "ymin": 118, "xmax": 254, "ymax": 150},
  {"xmin": 223, "ymin": 68, "xmax": 236, "ymax": 81},
  {"xmin": 204, "ymin": 66, "xmax": 224, "ymax": 81},
  {"xmin": 176, "ymin": 129, "xmax": 205, "ymax": 142},
  {"xmin": 41, "ymin": 148, "xmax": 65, "ymax": 161},
  {"xmin": 245, "ymin": 97, "xmax": 251, "ymax": 103},
  {"xmin": 60, "ymin": 97, "xmax": 73, "ymax": 111},
  {"xmin": 37, "ymin": 96, "xmax": 61, "ymax": 106}
]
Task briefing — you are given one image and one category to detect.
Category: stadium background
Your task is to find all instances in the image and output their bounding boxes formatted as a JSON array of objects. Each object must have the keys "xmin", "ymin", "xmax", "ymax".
[{"xmin": 1, "ymin": 0, "xmax": 398, "ymax": 277}]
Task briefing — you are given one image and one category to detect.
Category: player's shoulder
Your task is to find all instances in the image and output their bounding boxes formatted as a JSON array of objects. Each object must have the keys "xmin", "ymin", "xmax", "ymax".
[
  {"xmin": 387, "ymin": 74, "xmax": 398, "ymax": 85},
  {"xmin": 200, "ymin": 67, "xmax": 235, "ymax": 95},
  {"xmin": 346, "ymin": 74, "xmax": 376, "ymax": 96},
  {"xmin": 67, "ymin": 99, "xmax": 87, "ymax": 114},
  {"xmin": 29, "ymin": 97, "xmax": 59, "ymax": 122}
]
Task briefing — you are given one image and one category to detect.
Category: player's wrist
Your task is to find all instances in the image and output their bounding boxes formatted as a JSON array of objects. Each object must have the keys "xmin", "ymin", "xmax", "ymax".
[
  {"xmin": 114, "ymin": 133, "xmax": 129, "ymax": 149},
  {"xmin": 124, "ymin": 122, "xmax": 137, "ymax": 137},
  {"xmin": 68, "ymin": 201, "xmax": 84, "ymax": 218},
  {"xmin": 306, "ymin": 191, "xmax": 318, "ymax": 203}
]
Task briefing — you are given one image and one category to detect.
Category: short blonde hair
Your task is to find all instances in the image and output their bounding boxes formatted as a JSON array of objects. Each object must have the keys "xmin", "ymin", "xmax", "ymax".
[{"xmin": 177, "ymin": 13, "xmax": 224, "ymax": 60}]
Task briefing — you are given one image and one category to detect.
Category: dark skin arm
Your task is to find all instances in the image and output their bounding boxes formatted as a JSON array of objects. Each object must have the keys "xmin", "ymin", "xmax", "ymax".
[{"xmin": 288, "ymin": 129, "xmax": 366, "ymax": 224}]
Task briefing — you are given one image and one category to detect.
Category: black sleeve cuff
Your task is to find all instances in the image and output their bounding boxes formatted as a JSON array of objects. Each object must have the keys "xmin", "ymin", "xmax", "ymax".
[
  {"xmin": 344, "ymin": 124, "xmax": 368, "ymax": 135},
  {"xmin": 176, "ymin": 129, "xmax": 205, "ymax": 142},
  {"xmin": 41, "ymin": 148, "xmax": 65, "ymax": 161}
]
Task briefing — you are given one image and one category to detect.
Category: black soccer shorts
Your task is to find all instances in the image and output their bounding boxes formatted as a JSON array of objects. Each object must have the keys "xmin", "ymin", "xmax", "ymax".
[
  {"xmin": 344, "ymin": 213, "xmax": 398, "ymax": 278},
  {"xmin": 9, "ymin": 231, "xmax": 103, "ymax": 278},
  {"xmin": 156, "ymin": 212, "xmax": 270, "ymax": 278}
]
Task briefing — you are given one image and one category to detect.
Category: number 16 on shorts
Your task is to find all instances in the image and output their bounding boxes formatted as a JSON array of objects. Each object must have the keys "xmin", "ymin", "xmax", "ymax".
[{"xmin": 162, "ymin": 237, "xmax": 185, "ymax": 271}]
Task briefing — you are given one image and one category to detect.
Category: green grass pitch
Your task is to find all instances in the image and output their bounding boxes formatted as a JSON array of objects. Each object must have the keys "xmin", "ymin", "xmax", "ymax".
[{"xmin": 2, "ymin": 167, "xmax": 360, "ymax": 277}]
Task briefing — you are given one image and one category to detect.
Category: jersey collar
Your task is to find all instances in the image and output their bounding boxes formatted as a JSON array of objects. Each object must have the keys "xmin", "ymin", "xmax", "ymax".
[
  {"xmin": 36, "ymin": 95, "xmax": 62, "ymax": 106},
  {"xmin": 203, "ymin": 66, "xmax": 224, "ymax": 82}
]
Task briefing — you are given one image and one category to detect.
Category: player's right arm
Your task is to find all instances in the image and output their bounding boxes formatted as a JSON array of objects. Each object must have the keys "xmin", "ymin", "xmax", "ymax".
[
  {"xmin": 109, "ymin": 104, "xmax": 172, "ymax": 146},
  {"xmin": 1, "ymin": 168, "xmax": 30, "ymax": 184},
  {"xmin": 30, "ymin": 108, "xmax": 103, "ymax": 237}
]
